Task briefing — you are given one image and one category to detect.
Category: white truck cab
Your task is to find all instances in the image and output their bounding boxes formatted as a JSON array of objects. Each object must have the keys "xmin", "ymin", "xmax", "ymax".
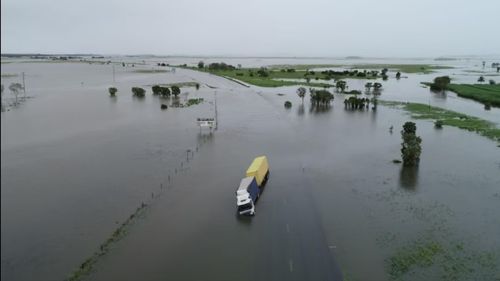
[{"xmin": 236, "ymin": 180, "xmax": 256, "ymax": 215}]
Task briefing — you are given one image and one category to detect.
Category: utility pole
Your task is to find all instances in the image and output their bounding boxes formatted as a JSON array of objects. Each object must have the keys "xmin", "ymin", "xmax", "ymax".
[
  {"xmin": 22, "ymin": 72, "xmax": 26, "ymax": 94},
  {"xmin": 112, "ymin": 65, "xmax": 116, "ymax": 84},
  {"xmin": 214, "ymin": 91, "xmax": 218, "ymax": 130}
]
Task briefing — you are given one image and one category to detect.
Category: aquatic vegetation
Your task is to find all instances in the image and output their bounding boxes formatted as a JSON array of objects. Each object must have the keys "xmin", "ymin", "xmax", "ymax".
[
  {"xmin": 186, "ymin": 98, "xmax": 204, "ymax": 107},
  {"xmin": 389, "ymin": 241, "xmax": 443, "ymax": 279},
  {"xmin": 381, "ymin": 101, "xmax": 500, "ymax": 142},
  {"xmin": 388, "ymin": 239, "xmax": 499, "ymax": 281}
]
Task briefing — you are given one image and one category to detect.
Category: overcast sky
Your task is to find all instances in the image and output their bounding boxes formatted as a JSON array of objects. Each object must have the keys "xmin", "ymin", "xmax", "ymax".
[{"xmin": 1, "ymin": 0, "xmax": 499, "ymax": 57}]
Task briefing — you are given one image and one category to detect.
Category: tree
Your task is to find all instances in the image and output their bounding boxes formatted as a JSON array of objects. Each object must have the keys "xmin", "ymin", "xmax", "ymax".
[
  {"xmin": 489, "ymin": 79, "xmax": 496, "ymax": 85},
  {"xmin": 108, "ymin": 87, "xmax": 118, "ymax": 96},
  {"xmin": 401, "ymin": 122, "xmax": 422, "ymax": 166},
  {"xmin": 152, "ymin": 85, "xmax": 162, "ymax": 95},
  {"xmin": 310, "ymin": 89, "xmax": 333, "ymax": 107},
  {"xmin": 195, "ymin": 83, "xmax": 200, "ymax": 90},
  {"xmin": 257, "ymin": 67, "xmax": 269, "ymax": 77},
  {"xmin": 365, "ymin": 82, "xmax": 373, "ymax": 91},
  {"xmin": 198, "ymin": 61, "xmax": 204, "ymax": 68},
  {"xmin": 478, "ymin": 76, "xmax": 485, "ymax": 83},
  {"xmin": 9, "ymin": 83, "xmax": 23, "ymax": 105},
  {"xmin": 171, "ymin": 85, "xmax": 181, "ymax": 97},
  {"xmin": 431, "ymin": 76, "xmax": 450, "ymax": 91},
  {"xmin": 284, "ymin": 101, "xmax": 292, "ymax": 108},
  {"xmin": 131, "ymin": 87, "xmax": 146, "ymax": 97},
  {"xmin": 396, "ymin": 72, "xmax": 401, "ymax": 79},
  {"xmin": 159, "ymin": 87, "xmax": 171, "ymax": 97},
  {"xmin": 296, "ymin": 87, "xmax": 306, "ymax": 103},
  {"xmin": 335, "ymin": 80, "xmax": 347, "ymax": 92}
]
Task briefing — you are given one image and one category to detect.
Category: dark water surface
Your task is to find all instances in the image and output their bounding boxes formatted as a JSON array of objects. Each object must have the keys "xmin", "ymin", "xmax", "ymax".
[{"xmin": 1, "ymin": 59, "xmax": 499, "ymax": 281}]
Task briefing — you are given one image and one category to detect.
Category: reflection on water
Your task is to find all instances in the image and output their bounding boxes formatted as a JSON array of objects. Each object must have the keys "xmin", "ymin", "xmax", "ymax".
[
  {"xmin": 309, "ymin": 104, "xmax": 332, "ymax": 114},
  {"xmin": 399, "ymin": 165, "xmax": 419, "ymax": 190},
  {"xmin": 297, "ymin": 103, "xmax": 305, "ymax": 116}
]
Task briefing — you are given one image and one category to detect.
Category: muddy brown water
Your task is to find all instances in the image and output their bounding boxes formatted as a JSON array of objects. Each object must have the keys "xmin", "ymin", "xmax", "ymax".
[{"xmin": 1, "ymin": 59, "xmax": 500, "ymax": 281}]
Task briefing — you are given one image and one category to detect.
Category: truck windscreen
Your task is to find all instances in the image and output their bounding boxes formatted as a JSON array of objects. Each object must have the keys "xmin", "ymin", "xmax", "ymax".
[{"xmin": 237, "ymin": 203, "xmax": 252, "ymax": 212}]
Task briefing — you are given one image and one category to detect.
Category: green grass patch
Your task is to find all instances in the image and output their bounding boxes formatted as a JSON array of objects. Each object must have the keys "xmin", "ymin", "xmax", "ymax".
[
  {"xmin": 268, "ymin": 64, "xmax": 342, "ymax": 70},
  {"xmin": 133, "ymin": 69, "xmax": 169, "ymax": 73},
  {"xmin": 148, "ymin": 82, "xmax": 199, "ymax": 88},
  {"xmin": 350, "ymin": 64, "xmax": 453, "ymax": 74},
  {"xmin": 389, "ymin": 241, "xmax": 444, "ymax": 279},
  {"xmin": 388, "ymin": 240, "xmax": 498, "ymax": 281},
  {"xmin": 186, "ymin": 98, "xmax": 204, "ymax": 106},
  {"xmin": 1, "ymin": 73, "xmax": 19, "ymax": 77},
  {"xmin": 185, "ymin": 66, "xmax": 374, "ymax": 88},
  {"xmin": 380, "ymin": 101, "xmax": 500, "ymax": 141},
  {"xmin": 446, "ymin": 84, "xmax": 500, "ymax": 107}
]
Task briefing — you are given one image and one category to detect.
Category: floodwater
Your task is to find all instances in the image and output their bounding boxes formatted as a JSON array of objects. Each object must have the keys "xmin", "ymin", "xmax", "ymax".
[{"xmin": 1, "ymin": 57, "xmax": 500, "ymax": 281}]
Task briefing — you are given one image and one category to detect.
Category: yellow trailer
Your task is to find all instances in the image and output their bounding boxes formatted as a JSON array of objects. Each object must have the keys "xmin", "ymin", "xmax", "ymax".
[{"xmin": 246, "ymin": 156, "xmax": 269, "ymax": 187}]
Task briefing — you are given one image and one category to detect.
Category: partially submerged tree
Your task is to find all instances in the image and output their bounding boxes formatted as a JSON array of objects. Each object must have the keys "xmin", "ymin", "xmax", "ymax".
[
  {"xmin": 478, "ymin": 76, "xmax": 485, "ymax": 83},
  {"xmin": 284, "ymin": 101, "xmax": 292, "ymax": 108},
  {"xmin": 171, "ymin": 85, "xmax": 181, "ymax": 97},
  {"xmin": 152, "ymin": 85, "xmax": 162, "ymax": 95},
  {"xmin": 430, "ymin": 76, "xmax": 450, "ymax": 91},
  {"xmin": 396, "ymin": 72, "xmax": 401, "ymax": 79},
  {"xmin": 108, "ymin": 87, "xmax": 118, "ymax": 96},
  {"xmin": 296, "ymin": 87, "xmax": 306, "ymax": 103},
  {"xmin": 195, "ymin": 83, "xmax": 200, "ymax": 90},
  {"xmin": 310, "ymin": 89, "xmax": 334, "ymax": 107},
  {"xmin": 9, "ymin": 83, "xmax": 23, "ymax": 105},
  {"xmin": 160, "ymin": 87, "xmax": 171, "ymax": 97},
  {"xmin": 131, "ymin": 87, "xmax": 146, "ymax": 97},
  {"xmin": 198, "ymin": 61, "xmax": 204, "ymax": 68},
  {"xmin": 401, "ymin": 122, "xmax": 422, "ymax": 166},
  {"xmin": 344, "ymin": 96, "xmax": 370, "ymax": 110},
  {"xmin": 335, "ymin": 80, "xmax": 347, "ymax": 92}
]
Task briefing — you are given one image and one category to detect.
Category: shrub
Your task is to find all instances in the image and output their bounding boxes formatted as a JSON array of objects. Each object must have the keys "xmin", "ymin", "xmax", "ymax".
[
  {"xmin": 152, "ymin": 85, "xmax": 161, "ymax": 95},
  {"xmin": 108, "ymin": 87, "xmax": 118, "ymax": 96},
  {"xmin": 284, "ymin": 101, "xmax": 292, "ymax": 108},
  {"xmin": 131, "ymin": 87, "xmax": 146, "ymax": 97},
  {"xmin": 434, "ymin": 120, "xmax": 443, "ymax": 128}
]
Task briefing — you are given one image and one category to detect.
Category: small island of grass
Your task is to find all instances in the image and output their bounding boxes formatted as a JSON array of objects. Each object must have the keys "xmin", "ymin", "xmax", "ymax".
[
  {"xmin": 350, "ymin": 64, "xmax": 453, "ymax": 74},
  {"xmin": 380, "ymin": 101, "xmax": 500, "ymax": 142},
  {"xmin": 445, "ymin": 84, "xmax": 500, "ymax": 108},
  {"xmin": 184, "ymin": 62, "xmax": 385, "ymax": 88}
]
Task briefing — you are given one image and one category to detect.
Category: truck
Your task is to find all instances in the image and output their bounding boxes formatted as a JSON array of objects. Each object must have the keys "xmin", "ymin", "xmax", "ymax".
[{"xmin": 236, "ymin": 156, "xmax": 270, "ymax": 216}]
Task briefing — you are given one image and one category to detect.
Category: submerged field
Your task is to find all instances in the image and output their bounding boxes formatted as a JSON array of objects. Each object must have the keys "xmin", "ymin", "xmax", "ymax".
[{"xmin": 1, "ymin": 57, "xmax": 499, "ymax": 281}]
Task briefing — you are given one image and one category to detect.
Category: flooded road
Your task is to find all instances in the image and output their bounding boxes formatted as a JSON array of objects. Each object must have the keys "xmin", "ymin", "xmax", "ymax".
[{"xmin": 2, "ymin": 58, "xmax": 500, "ymax": 281}]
